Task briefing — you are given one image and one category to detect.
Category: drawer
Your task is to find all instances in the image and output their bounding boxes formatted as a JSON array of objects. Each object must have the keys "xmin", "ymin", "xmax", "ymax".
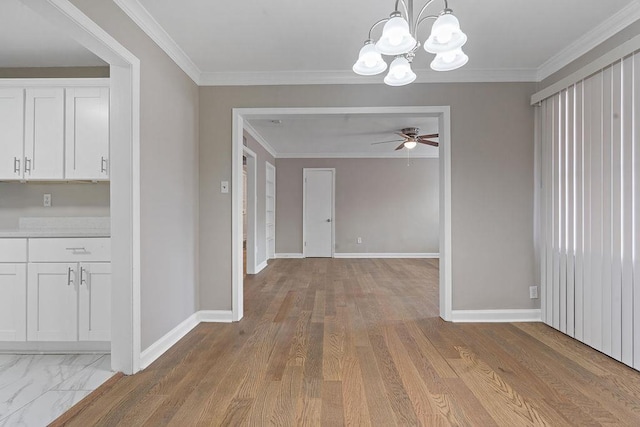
[
  {"xmin": 28, "ymin": 238, "xmax": 110, "ymax": 262},
  {"xmin": 0, "ymin": 239, "xmax": 27, "ymax": 263}
]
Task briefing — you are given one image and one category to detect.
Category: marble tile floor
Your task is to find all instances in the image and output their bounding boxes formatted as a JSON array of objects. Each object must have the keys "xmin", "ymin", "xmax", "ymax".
[{"xmin": 0, "ymin": 354, "xmax": 114, "ymax": 426}]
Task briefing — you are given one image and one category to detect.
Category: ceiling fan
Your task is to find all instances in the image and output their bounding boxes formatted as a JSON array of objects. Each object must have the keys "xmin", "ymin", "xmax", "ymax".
[{"xmin": 372, "ymin": 127, "xmax": 439, "ymax": 150}]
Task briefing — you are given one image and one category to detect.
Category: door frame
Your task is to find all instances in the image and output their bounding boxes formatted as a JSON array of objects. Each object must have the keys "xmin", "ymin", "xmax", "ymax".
[
  {"xmin": 243, "ymin": 146, "xmax": 258, "ymax": 274},
  {"xmin": 232, "ymin": 106, "xmax": 453, "ymax": 322},
  {"xmin": 302, "ymin": 168, "xmax": 336, "ymax": 258},
  {"xmin": 24, "ymin": 0, "xmax": 142, "ymax": 373}
]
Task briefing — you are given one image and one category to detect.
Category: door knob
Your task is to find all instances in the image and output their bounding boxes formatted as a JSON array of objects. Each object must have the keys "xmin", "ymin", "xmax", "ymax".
[{"xmin": 326, "ymin": 219, "xmax": 331, "ymax": 222}]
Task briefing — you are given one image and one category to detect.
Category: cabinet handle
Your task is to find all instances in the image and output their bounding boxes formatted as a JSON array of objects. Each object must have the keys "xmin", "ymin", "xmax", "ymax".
[
  {"xmin": 13, "ymin": 157, "xmax": 20, "ymax": 174},
  {"xmin": 65, "ymin": 247, "xmax": 86, "ymax": 251},
  {"xmin": 80, "ymin": 267, "xmax": 87, "ymax": 285},
  {"xmin": 100, "ymin": 157, "xmax": 108, "ymax": 174},
  {"xmin": 67, "ymin": 267, "xmax": 74, "ymax": 286},
  {"xmin": 24, "ymin": 157, "xmax": 31, "ymax": 174}
]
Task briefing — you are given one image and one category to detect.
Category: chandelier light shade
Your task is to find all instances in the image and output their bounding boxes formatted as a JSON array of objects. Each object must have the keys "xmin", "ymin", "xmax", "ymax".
[
  {"xmin": 384, "ymin": 56, "xmax": 417, "ymax": 86},
  {"xmin": 375, "ymin": 12, "xmax": 417, "ymax": 56},
  {"xmin": 353, "ymin": 0, "xmax": 469, "ymax": 86},
  {"xmin": 430, "ymin": 48, "xmax": 468, "ymax": 71},
  {"xmin": 353, "ymin": 41, "xmax": 388, "ymax": 75}
]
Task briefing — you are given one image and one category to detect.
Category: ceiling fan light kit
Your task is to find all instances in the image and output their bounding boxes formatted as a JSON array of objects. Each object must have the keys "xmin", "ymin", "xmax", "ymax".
[{"xmin": 353, "ymin": 0, "xmax": 468, "ymax": 86}]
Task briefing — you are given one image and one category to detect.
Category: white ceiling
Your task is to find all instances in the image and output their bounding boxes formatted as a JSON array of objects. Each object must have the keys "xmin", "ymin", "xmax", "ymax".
[
  {"xmin": 246, "ymin": 113, "xmax": 440, "ymax": 158},
  {"xmin": 0, "ymin": 0, "xmax": 105, "ymax": 68},
  {"xmin": 129, "ymin": 0, "xmax": 639, "ymax": 84}
]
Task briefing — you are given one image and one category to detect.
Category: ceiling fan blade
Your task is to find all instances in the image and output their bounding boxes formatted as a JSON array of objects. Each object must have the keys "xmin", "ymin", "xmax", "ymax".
[
  {"xmin": 396, "ymin": 132, "xmax": 412, "ymax": 139},
  {"xmin": 371, "ymin": 139, "xmax": 403, "ymax": 145},
  {"xmin": 417, "ymin": 139, "xmax": 439, "ymax": 147},
  {"xmin": 394, "ymin": 142, "xmax": 406, "ymax": 151},
  {"xmin": 419, "ymin": 133, "xmax": 439, "ymax": 139}
]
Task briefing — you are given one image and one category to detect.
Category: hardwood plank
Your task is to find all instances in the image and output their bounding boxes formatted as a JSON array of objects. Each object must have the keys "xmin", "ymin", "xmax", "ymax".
[{"xmin": 52, "ymin": 259, "xmax": 640, "ymax": 426}]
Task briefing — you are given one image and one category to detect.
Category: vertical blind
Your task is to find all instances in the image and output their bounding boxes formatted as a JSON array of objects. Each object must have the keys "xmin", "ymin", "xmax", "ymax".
[{"xmin": 538, "ymin": 52, "xmax": 640, "ymax": 369}]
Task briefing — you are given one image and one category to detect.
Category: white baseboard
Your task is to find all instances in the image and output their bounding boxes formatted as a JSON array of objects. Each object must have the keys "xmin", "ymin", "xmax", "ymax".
[
  {"xmin": 140, "ymin": 309, "xmax": 234, "ymax": 369},
  {"xmin": 254, "ymin": 260, "xmax": 268, "ymax": 273},
  {"xmin": 275, "ymin": 253, "xmax": 304, "ymax": 258},
  {"xmin": 140, "ymin": 312, "xmax": 199, "ymax": 369},
  {"xmin": 334, "ymin": 253, "xmax": 440, "ymax": 259},
  {"xmin": 450, "ymin": 309, "xmax": 542, "ymax": 323},
  {"xmin": 197, "ymin": 310, "xmax": 234, "ymax": 323}
]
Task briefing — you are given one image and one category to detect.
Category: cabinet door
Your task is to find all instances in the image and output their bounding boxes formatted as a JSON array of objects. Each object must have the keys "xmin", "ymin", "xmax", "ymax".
[
  {"xmin": 65, "ymin": 87, "xmax": 110, "ymax": 180},
  {"xmin": 78, "ymin": 263, "xmax": 111, "ymax": 341},
  {"xmin": 0, "ymin": 88, "xmax": 25, "ymax": 180},
  {"xmin": 0, "ymin": 264, "xmax": 27, "ymax": 341},
  {"xmin": 24, "ymin": 88, "xmax": 64, "ymax": 180},
  {"xmin": 27, "ymin": 263, "xmax": 77, "ymax": 341}
]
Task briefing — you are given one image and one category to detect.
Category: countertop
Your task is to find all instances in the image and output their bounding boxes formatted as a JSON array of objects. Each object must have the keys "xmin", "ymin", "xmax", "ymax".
[{"xmin": 0, "ymin": 229, "xmax": 110, "ymax": 238}]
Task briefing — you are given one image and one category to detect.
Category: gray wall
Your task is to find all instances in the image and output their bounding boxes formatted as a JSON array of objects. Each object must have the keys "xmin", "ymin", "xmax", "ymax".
[
  {"xmin": 243, "ymin": 132, "xmax": 276, "ymax": 266},
  {"xmin": 0, "ymin": 66, "xmax": 109, "ymax": 78},
  {"xmin": 0, "ymin": 182, "xmax": 109, "ymax": 229},
  {"xmin": 275, "ymin": 158, "xmax": 439, "ymax": 255},
  {"xmin": 70, "ymin": 0, "xmax": 200, "ymax": 350},
  {"xmin": 199, "ymin": 82, "xmax": 536, "ymax": 312}
]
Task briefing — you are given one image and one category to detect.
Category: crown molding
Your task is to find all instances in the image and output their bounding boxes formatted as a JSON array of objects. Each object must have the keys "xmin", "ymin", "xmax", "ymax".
[
  {"xmin": 199, "ymin": 68, "xmax": 537, "ymax": 86},
  {"xmin": 243, "ymin": 122, "xmax": 278, "ymax": 158},
  {"xmin": 113, "ymin": 0, "xmax": 201, "ymax": 84},
  {"xmin": 536, "ymin": 1, "xmax": 640, "ymax": 82},
  {"xmin": 276, "ymin": 152, "xmax": 439, "ymax": 159}
]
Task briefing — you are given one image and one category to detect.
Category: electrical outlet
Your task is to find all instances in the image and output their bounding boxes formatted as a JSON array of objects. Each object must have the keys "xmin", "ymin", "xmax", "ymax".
[
  {"xmin": 529, "ymin": 286, "xmax": 538, "ymax": 299},
  {"xmin": 43, "ymin": 194, "xmax": 52, "ymax": 207},
  {"xmin": 357, "ymin": 237, "xmax": 362, "ymax": 244}
]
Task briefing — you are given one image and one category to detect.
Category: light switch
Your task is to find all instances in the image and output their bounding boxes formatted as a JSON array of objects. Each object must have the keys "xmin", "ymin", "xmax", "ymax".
[{"xmin": 221, "ymin": 181, "xmax": 229, "ymax": 193}]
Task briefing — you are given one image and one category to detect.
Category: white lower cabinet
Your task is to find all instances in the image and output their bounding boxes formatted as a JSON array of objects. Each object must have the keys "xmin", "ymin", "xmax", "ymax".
[
  {"xmin": 27, "ymin": 263, "xmax": 77, "ymax": 341},
  {"xmin": 0, "ymin": 264, "xmax": 27, "ymax": 341},
  {"xmin": 27, "ymin": 262, "xmax": 111, "ymax": 342},
  {"xmin": 0, "ymin": 237, "xmax": 111, "ymax": 345}
]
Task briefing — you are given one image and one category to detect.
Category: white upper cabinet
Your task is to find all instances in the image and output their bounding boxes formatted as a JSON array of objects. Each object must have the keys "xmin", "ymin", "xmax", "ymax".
[
  {"xmin": 0, "ymin": 88, "xmax": 25, "ymax": 180},
  {"xmin": 24, "ymin": 88, "xmax": 65, "ymax": 180},
  {"xmin": 65, "ymin": 87, "xmax": 110, "ymax": 180}
]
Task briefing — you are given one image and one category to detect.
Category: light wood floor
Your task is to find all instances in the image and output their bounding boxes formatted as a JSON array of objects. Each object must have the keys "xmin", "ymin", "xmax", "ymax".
[{"xmin": 53, "ymin": 258, "xmax": 640, "ymax": 426}]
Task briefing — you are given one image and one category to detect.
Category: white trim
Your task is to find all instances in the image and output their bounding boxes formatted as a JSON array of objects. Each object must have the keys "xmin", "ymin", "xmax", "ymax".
[
  {"xmin": 532, "ymin": 32, "xmax": 640, "ymax": 105},
  {"xmin": 244, "ymin": 122, "xmax": 278, "ymax": 158},
  {"xmin": 536, "ymin": 1, "xmax": 640, "ymax": 82},
  {"xmin": 200, "ymin": 68, "xmax": 537, "ymax": 86},
  {"xmin": 334, "ymin": 253, "xmax": 439, "ymax": 259},
  {"xmin": 450, "ymin": 309, "xmax": 543, "ymax": 323},
  {"xmin": 265, "ymin": 161, "xmax": 276, "ymax": 260},
  {"xmin": 303, "ymin": 168, "xmax": 336, "ymax": 258},
  {"xmin": 139, "ymin": 310, "xmax": 234, "ymax": 369},
  {"xmin": 243, "ymin": 146, "xmax": 258, "ymax": 275},
  {"xmin": 0, "ymin": 78, "xmax": 110, "ymax": 87},
  {"xmin": 254, "ymin": 260, "xmax": 268, "ymax": 273},
  {"xmin": 197, "ymin": 310, "xmax": 234, "ymax": 323},
  {"xmin": 277, "ymin": 152, "xmax": 439, "ymax": 159},
  {"xmin": 113, "ymin": 0, "xmax": 201, "ymax": 84},
  {"xmin": 233, "ymin": 106, "xmax": 453, "ymax": 323},
  {"xmin": 139, "ymin": 312, "xmax": 199, "ymax": 369},
  {"xmin": 275, "ymin": 253, "xmax": 304, "ymax": 259},
  {"xmin": 232, "ymin": 110, "xmax": 244, "ymax": 321},
  {"xmin": 23, "ymin": 0, "xmax": 142, "ymax": 375}
]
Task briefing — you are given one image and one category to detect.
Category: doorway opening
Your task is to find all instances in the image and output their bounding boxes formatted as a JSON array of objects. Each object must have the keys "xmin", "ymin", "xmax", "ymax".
[
  {"xmin": 232, "ymin": 107, "xmax": 453, "ymax": 322},
  {"xmin": 243, "ymin": 145, "xmax": 257, "ymax": 275},
  {"xmin": 28, "ymin": 0, "xmax": 141, "ymax": 374}
]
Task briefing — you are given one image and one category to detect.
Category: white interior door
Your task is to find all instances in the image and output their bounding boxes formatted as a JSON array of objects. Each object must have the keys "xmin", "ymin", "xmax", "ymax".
[{"xmin": 304, "ymin": 168, "xmax": 334, "ymax": 258}]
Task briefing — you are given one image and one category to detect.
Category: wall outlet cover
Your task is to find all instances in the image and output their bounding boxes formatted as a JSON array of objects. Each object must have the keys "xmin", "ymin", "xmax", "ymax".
[
  {"xmin": 529, "ymin": 286, "xmax": 538, "ymax": 299},
  {"xmin": 43, "ymin": 194, "xmax": 52, "ymax": 207}
]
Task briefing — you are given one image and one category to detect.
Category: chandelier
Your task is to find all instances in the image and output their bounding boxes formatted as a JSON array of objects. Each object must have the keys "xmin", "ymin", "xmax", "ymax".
[{"xmin": 353, "ymin": 0, "xmax": 468, "ymax": 86}]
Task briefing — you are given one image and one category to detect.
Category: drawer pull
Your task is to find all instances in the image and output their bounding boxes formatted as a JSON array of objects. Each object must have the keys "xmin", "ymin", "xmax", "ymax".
[
  {"xmin": 65, "ymin": 247, "xmax": 87, "ymax": 252},
  {"xmin": 67, "ymin": 267, "xmax": 74, "ymax": 286}
]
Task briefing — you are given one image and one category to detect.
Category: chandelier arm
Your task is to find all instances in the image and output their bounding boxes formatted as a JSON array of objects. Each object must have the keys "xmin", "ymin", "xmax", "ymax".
[
  {"xmin": 414, "ymin": 0, "xmax": 439, "ymax": 29},
  {"xmin": 367, "ymin": 18, "xmax": 390, "ymax": 40},
  {"xmin": 415, "ymin": 15, "xmax": 438, "ymax": 34},
  {"xmin": 395, "ymin": 0, "xmax": 410, "ymax": 18}
]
